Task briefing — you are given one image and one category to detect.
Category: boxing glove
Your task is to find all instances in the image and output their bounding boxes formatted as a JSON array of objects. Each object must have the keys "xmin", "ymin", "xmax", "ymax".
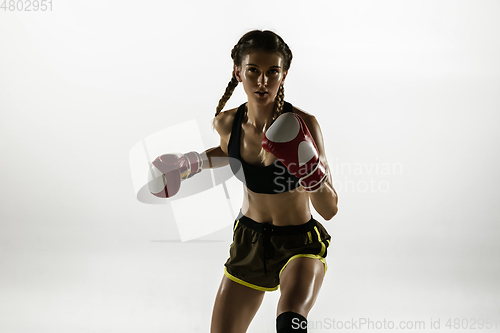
[
  {"xmin": 148, "ymin": 151, "xmax": 203, "ymax": 198},
  {"xmin": 262, "ymin": 113, "xmax": 327, "ymax": 192}
]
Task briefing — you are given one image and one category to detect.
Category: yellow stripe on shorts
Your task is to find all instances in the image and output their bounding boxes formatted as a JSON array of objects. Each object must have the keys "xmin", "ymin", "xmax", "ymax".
[{"xmin": 314, "ymin": 226, "xmax": 326, "ymax": 257}]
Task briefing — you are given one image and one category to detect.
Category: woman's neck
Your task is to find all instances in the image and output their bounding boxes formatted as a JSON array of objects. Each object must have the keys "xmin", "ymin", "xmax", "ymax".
[{"xmin": 245, "ymin": 101, "xmax": 275, "ymax": 132}]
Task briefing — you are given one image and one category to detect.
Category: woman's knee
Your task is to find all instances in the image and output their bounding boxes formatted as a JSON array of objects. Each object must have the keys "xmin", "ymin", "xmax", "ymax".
[
  {"xmin": 277, "ymin": 258, "xmax": 326, "ymax": 317},
  {"xmin": 276, "ymin": 291, "xmax": 314, "ymax": 318}
]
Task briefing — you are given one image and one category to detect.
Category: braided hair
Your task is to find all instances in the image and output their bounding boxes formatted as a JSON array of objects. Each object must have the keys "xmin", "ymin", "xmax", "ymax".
[{"xmin": 213, "ymin": 30, "xmax": 292, "ymax": 121}]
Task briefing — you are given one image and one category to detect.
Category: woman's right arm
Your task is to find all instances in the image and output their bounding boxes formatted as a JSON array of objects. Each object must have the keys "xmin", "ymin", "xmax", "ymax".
[
  {"xmin": 202, "ymin": 142, "xmax": 228, "ymax": 169},
  {"xmin": 201, "ymin": 108, "xmax": 235, "ymax": 169}
]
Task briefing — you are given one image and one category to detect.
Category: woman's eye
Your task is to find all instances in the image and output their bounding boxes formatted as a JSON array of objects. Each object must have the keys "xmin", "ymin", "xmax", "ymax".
[
  {"xmin": 249, "ymin": 67, "xmax": 258, "ymax": 73},
  {"xmin": 269, "ymin": 69, "xmax": 279, "ymax": 74}
]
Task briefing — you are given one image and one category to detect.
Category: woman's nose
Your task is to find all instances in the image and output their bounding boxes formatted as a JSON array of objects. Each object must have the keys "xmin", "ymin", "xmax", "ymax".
[{"xmin": 258, "ymin": 73, "xmax": 268, "ymax": 86}]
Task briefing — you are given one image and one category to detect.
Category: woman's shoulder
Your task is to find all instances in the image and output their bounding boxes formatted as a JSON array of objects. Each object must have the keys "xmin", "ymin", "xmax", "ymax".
[
  {"xmin": 292, "ymin": 105, "xmax": 319, "ymax": 128},
  {"xmin": 213, "ymin": 107, "xmax": 238, "ymax": 137}
]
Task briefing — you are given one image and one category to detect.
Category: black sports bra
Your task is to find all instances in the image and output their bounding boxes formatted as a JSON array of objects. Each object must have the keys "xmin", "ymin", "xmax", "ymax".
[{"xmin": 227, "ymin": 101, "xmax": 301, "ymax": 194}]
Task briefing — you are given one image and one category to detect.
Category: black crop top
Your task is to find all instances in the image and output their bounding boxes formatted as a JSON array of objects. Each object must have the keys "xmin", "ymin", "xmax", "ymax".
[{"xmin": 227, "ymin": 101, "xmax": 301, "ymax": 194}]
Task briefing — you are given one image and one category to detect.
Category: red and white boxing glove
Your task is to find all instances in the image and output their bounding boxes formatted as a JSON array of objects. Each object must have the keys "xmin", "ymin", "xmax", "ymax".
[
  {"xmin": 262, "ymin": 113, "xmax": 327, "ymax": 192},
  {"xmin": 148, "ymin": 151, "xmax": 203, "ymax": 198}
]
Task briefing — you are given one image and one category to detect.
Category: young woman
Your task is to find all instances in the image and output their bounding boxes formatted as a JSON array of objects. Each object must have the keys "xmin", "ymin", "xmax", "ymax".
[{"xmin": 149, "ymin": 30, "xmax": 338, "ymax": 333}]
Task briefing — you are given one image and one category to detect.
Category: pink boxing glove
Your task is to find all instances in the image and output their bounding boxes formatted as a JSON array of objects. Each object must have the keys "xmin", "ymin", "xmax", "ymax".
[
  {"xmin": 262, "ymin": 113, "xmax": 327, "ymax": 192},
  {"xmin": 148, "ymin": 151, "xmax": 203, "ymax": 198}
]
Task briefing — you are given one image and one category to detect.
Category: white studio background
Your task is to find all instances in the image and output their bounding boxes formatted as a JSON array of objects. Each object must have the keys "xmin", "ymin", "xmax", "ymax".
[{"xmin": 1, "ymin": 0, "xmax": 499, "ymax": 332}]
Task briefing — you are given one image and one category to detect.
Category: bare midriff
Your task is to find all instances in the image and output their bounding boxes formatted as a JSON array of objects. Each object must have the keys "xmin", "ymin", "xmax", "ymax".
[{"xmin": 240, "ymin": 186, "xmax": 312, "ymax": 226}]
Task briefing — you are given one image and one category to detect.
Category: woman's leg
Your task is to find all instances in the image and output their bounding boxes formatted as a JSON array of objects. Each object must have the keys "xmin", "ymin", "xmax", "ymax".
[
  {"xmin": 277, "ymin": 257, "xmax": 325, "ymax": 318},
  {"xmin": 211, "ymin": 275, "xmax": 266, "ymax": 333}
]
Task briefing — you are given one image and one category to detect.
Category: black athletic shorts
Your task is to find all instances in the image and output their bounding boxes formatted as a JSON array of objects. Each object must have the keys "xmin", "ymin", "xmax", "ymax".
[{"xmin": 224, "ymin": 214, "xmax": 331, "ymax": 291}]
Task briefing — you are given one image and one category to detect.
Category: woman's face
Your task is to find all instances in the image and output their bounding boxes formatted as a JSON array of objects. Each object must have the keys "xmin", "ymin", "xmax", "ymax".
[{"xmin": 234, "ymin": 51, "xmax": 288, "ymax": 105}]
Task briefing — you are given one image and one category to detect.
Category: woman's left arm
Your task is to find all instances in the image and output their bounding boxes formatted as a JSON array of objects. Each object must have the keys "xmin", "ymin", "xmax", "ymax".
[{"xmin": 302, "ymin": 114, "xmax": 339, "ymax": 220}]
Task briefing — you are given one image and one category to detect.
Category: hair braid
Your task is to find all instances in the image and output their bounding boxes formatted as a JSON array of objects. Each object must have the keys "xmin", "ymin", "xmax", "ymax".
[
  {"xmin": 258, "ymin": 84, "xmax": 286, "ymax": 163},
  {"xmin": 273, "ymin": 84, "xmax": 285, "ymax": 120},
  {"xmin": 215, "ymin": 72, "xmax": 239, "ymax": 117}
]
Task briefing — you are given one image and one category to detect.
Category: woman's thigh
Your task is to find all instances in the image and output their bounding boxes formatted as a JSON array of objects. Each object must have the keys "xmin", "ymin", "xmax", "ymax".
[
  {"xmin": 277, "ymin": 257, "xmax": 326, "ymax": 318},
  {"xmin": 211, "ymin": 275, "xmax": 266, "ymax": 333}
]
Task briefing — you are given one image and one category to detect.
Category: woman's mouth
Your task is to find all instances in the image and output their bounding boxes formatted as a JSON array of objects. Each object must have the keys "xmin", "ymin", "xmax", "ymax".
[{"xmin": 255, "ymin": 91, "xmax": 268, "ymax": 98}]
